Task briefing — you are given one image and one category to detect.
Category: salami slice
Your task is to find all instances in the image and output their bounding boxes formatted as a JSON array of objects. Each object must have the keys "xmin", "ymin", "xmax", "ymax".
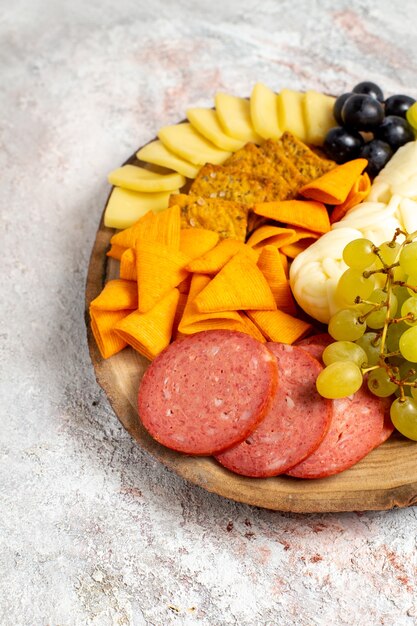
[
  {"xmin": 215, "ymin": 343, "xmax": 332, "ymax": 477},
  {"xmin": 287, "ymin": 387, "xmax": 392, "ymax": 479},
  {"xmin": 138, "ymin": 330, "xmax": 278, "ymax": 455},
  {"xmin": 296, "ymin": 333, "xmax": 333, "ymax": 361}
]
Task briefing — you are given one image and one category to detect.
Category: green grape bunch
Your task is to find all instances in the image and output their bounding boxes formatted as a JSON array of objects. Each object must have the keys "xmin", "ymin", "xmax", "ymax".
[{"xmin": 316, "ymin": 229, "xmax": 417, "ymax": 441}]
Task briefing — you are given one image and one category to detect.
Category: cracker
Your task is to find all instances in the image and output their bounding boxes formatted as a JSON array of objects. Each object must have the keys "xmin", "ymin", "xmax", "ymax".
[
  {"xmin": 170, "ymin": 193, "xmax": 249, "ymax": 241},
  {"xmin": 190, "ymin": 163, "xmax": 291, "ymax": 205},
  {"xmin": 276, "ymin": 131, "xmax": 336, "ymax": 182}
]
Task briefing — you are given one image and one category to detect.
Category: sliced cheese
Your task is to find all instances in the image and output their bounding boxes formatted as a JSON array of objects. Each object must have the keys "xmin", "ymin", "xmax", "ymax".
[
  {"xmin": 250, "ymin": 82, "xmax": 282, "ymax": 140},
  {"xmin": 277, "ymin": 89, "xmax": 307, "ymax": 141},
  {"xmin": 303, "ymin": 91, "xmax": 336, "ymax": 146},
  {"xmin": 215, "ymin": 92, "xmax": 262, "ymax": 143},
  {"xmin": 186, "ymin": 108, "xmax": 246, "ymax": 151},
  {"xmin": 158, "ymin": 123, "xmax": 231, "ymax": 165},
  {"xmin": 108, "ymin": 164, "xmax": 185, "ymax": 192},
  {"xmin": 136, "ymin": 140, "xmax": 200, "ymax": 179},
  {"xmin": 104, "ymin": 187, "xmax": 176, "ymax": 229}
]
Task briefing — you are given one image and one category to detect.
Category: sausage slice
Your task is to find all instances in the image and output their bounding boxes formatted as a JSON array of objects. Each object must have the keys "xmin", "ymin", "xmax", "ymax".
[
  {"xmin": 215, "ymin": 343, "xmax": 332, "ymax": 477},
  {"xmin": 287, "ymin": 388, "xmax": 392, "ymax": 479},
  {"xmin": 138, "ymin": 330, "xmax": 278, "ymax": 455}
]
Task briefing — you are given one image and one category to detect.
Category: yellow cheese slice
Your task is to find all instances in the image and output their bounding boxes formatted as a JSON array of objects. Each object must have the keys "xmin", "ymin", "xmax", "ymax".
[
  {"xmin": 215, "ymin": 93, "xmax": 262, "ymax": 143},
  {"xmin": 186, "ymin": 108, "xmax": 246, "ymax": 151},
  {"xmin": 108, "ymin": 164, "xmax": 185, "ymax": 192},
  {"xmin": 250, "ymin": 82, "xmax": 282, "ymax": 140},
  {"xmin": 104, "ymin": 187, "xmax": 177, "ymax": 229},
  {"xmin": 303, "ymin": 90, "xmax": 336, "ymax": 146},
  {"xmin": 136, "ymin": 140, "xmax": 199, "ymax": 179},
  {"xmin": 277, "ymin": 89, "xmax": 307, "ymax": 141},
  {"xmin": 158, "ymin": 123, "xmax": 231, "ymax": 165}
]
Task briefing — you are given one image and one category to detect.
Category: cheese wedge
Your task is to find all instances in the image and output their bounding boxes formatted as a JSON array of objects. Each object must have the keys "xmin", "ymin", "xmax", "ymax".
[
  {"xmin": 104, "ymin": 187, "xmax": 177, "ymax": 229},
  {"xmin": 215, "ymin": 93, "xmax": 262, "ymax": 143},
  {"xmin": 186, "ymin": 108, "xmax": 246, "ymax": 151},
  {"xmin": 136, "ymin": 140, "xmax": 199, "ymax": 179},
  {"xmin": 303, "ymin": 91, "xmax": 336, "ymax": 146},
  {"xmin": 108, "ymin": 165, "xmax": 185, "ymax": 193},
  {"xmin": 250, "ymin": 82, "xmax": 282, "ymax": 140},
  {"xmin": 277, "ymin": 89, "xmax": 307, "ymax": 141},
  {"xmin": 158, "ymin": 123, "xmax": 231, "ymax": 165}
]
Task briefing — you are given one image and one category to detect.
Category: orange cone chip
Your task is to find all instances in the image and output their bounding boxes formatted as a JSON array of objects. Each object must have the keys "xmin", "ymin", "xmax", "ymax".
[
  {"xmin": 299, "ymin": 158, "xmax": 368, "ymax": 205},
  {"xmin": 90, "ymin": 279, "xmax": 138, "ymax": 311},
  {"xmin": 246, "ymin": 225, "xmax": 297, "ymax": 250},
  {"xmin": 179, "ymin": 228, "xmax": 219, "ymax": 260},
  {"xmin": 257, "ymin": 246, "xmax": 296, "ymax": 315},
  {"xmin": 194, "ymin": 251, "xmax": 276, "ymax": 313},
  {"xmin": 90, "ymin": 309, "xmax": 130, "ymax": 359},
  {"xmin": 136, "ymin": 240, "xmax": 189, "ymax": 313},
  {"xmin": 178, "ymin": 274, "xmax": 245, "ymax": 335},
  {"xmin": 119, "ymin": 248, "xmax": 137, "ymax": 281},
  {"xmin": 115, "ymin": 288, "xmax": 180, "ymax": 360},
  {"xmin": 187, "ymin": 239, "xmax": 259, "ymax": 274},
  {"xmin": 247, "ymin": 309, "xmax": 311, "ymax": 344},
  {"xmin": 253, "ymin": 199, "xmax": 330, "ymax": 234}
]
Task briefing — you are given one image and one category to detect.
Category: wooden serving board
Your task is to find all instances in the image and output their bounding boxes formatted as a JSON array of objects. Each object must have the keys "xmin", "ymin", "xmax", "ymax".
[{"xmin": 85, "ymin": 151, "xmax": 417, "ymax": 514}]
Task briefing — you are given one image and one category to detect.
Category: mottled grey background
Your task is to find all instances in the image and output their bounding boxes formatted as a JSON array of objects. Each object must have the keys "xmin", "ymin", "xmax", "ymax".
[{"xmin": 2, "ymin": 0, "xmax": 417, "ymax": 624}]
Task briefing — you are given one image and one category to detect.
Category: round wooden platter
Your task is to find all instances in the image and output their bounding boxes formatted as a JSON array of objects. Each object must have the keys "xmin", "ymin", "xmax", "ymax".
[{"xmin": 85, "ymin": 153, "xmax": 417, "ymax": 514}]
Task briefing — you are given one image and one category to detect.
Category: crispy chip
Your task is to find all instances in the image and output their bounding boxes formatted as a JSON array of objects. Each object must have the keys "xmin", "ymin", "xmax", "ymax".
[
  {"xmin": 246, "ymin": 225, "xmax": 297, "ymax": 250},
  {"xmin": 90, "ymin": 309, "xmax": 129, "ymax": 359},
  {"xmin": 111, "ymin": 205, "xmax": 181, "ymax": 251},
  {"xmin": 186, "ymin": 239, "xmax": 259, "ymax": 274},
  {"xmin": 119, "ymin": 248, "xmax": 137, "ymax": 281},
  {"xmin": 179, "ymin": 227, "xmax": 220, "ymax": 259},
  {"xmin": 193, "ymin": 251, "xmax": 276, "ymax": 313},
  {"xmin": 247, "ymin": 309, "xmax": 311, "ymax": 344},
  {"xmin": 90, "ymin": 279, "xmax": 138, "ymax": 311},
  {"xmin": 254, "ymin": 199, "xmax": 330, "ymax": 234},
  {"xmin": 257, "ymin": 246, "xmax": 296, "ymax": 315},
  {"xmin": 170, "ymin": 193, "xmax": 248, "ymax": 241},
  {"xmin": 136, "ymin": 241, "xmax": 189, "ymax": 313},
  {"xmin": 115, "ymin": 288, "xmax": 180, "ymax": 360}
]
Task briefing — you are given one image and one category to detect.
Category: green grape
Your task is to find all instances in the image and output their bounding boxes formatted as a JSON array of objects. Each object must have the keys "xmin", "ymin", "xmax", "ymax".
[
  {"xmin": 355, "ymin": 332, "xmax": 383, "ymax": 366},
  {"xmin": 399, "ymin": 242, "xmax": 417, "ymax": 276},
  {"xmin": 401, "ymin": 297, "xmax": 417, "ymax": 326},
  {"xmin": 316, "ymin": 361, "xmax": 363, "ymax": 399},
  {"xmin": 322, "ymin": 341, "xmax": 367, "ymax": 368},
  {"xmin": 393, "ymin": 286, "xmax": 411, "ymax": 310},
  {"xmin": 386, "ymin": 321, "xmax": 409, "ymax": 352},
  {"xmin": 399, "ymin": 326, "xmax": 417, "ymax": 362},
  {"xmin": 335, "ymin": 268, "xmax": 375, "ymax": 305},
  {"xmin": 406, "ymin": 102, "xmax": 417, "ymax": 130},
  {"xmin": 411, "ymin": 386, "xmax": 417, "ymax": 400},
  {"xmin": 365, "ymin": 289, "xmax": 398, "ymax": 329},
  {"xmin": 367, "ymin": 367, "xmax": 398, "ymax": 397},
  {"xmin": 343, "ymin": 238, "xmax": 375, "ymax": 270},
  {"xmin": 390, "ymin": 397, "xmax": 417, "ymax": 441},
  {"xmin": 405, "ymin": 274, "xmax": 417, "ymax": 297},
  {"xmin": 392, "ymin": 264, "xmax": 407, "ymax": 283},
  {"xmin": 328, "ymin": 308, "xmax": 367, "ymax": 341},
  {"xmin": 377, "ymin": 241, "xmax": 401, "ymax": 266}
]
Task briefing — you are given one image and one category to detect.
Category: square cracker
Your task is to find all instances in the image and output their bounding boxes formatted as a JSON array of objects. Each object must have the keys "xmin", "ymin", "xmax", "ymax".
[
  {"xmin": 190, "ymin": 163, "xmax": 292, "ymax": 204},
  {"xmin": 224, "ymin": 142, "xmax": 303, "ymax": 196},
  {"xmin": 268, "ymin": 131, "xmax": 336, "ymax": 183},
  {"xmin": 170, "ymin": 193, "xmax": 249, "ymax": 241}
]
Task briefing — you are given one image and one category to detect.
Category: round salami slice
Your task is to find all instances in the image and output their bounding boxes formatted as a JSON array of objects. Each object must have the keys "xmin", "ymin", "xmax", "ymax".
[
  {"xmin": 296, "ymin": 333, "xmax": 333, "ymax": 361},
  {"xmin": 287, "ymin": 388, "xmax": 392, "ymax": 479},
  {"xmin": 138, "ymin": 330, "xmax": 278, "ymax": 456},
  {"xmin": 215, "ymin": 343, "xmax": 332, "ymax": 477}
]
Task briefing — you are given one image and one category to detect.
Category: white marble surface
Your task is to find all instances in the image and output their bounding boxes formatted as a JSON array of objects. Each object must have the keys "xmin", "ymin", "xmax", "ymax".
[{"xmin": 2, "ymin": 0, "xmax": 417, "ymax": 624}]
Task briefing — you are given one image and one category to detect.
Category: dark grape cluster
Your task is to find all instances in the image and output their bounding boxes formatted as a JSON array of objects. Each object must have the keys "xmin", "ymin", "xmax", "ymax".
[{"xmin": 324, "ymin": 81, "xmax": 416, "ymax": 177}]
